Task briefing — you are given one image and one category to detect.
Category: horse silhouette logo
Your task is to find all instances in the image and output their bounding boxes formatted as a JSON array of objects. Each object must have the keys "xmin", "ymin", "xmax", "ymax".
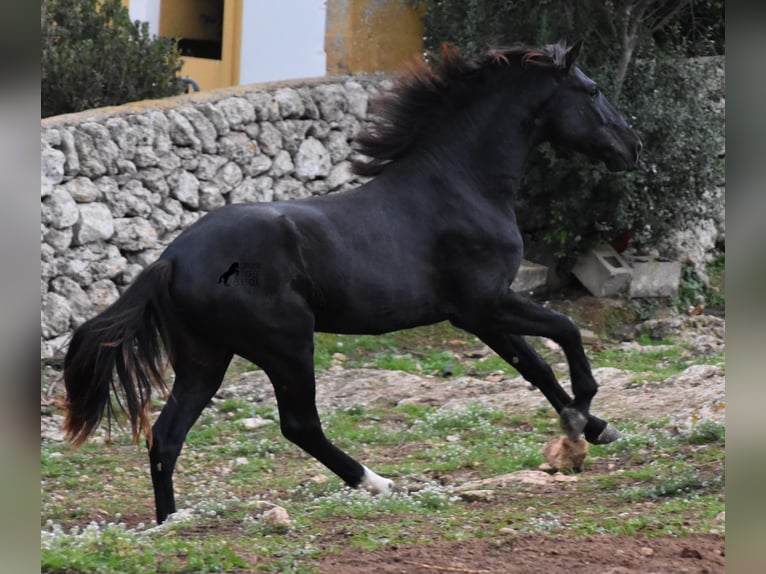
[{"xmin": 217, "ymin": 262, "xmax": 239, "ymax": 286}]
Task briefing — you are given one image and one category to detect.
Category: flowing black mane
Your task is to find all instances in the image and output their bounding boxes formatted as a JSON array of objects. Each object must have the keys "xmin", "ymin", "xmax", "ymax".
[{"xmin": 351, "ymin": 41, "xmax": 571, "ymax": 177}]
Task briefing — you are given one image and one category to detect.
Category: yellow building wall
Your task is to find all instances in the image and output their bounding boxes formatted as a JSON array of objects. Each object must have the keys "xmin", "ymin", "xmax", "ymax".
[
  {"xmin": 326, "ymin": 0, "xmax": 424, "ymax": 75},
  {"xmin": 123, "ymin": 0, "xmax": 424, "ymax": 90},
  {"xmin": 157, "ymin": 0, "xmax": 242, "ymax": 91}
]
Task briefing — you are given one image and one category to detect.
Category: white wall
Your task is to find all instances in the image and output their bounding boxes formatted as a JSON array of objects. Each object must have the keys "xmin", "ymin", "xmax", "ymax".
[
  {"xmin": 239, "ymin": 0, "xmax": 327, "ymax": 84},
  {"xmin": 128, "ymin": 0, "xmax": 327, "ymax": 85},
  {"xmin": 128, "ymin": 0, "xmax": 161, "ymax": 36}
]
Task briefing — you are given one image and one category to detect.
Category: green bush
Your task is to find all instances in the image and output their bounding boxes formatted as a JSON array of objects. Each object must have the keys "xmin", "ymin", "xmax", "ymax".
[
  {"xmin": 410, "ymin": 0, "xmax": 725, "ymax": 263},
  {"xmin": 41, "ymin": 0, "xmax": 185, "ymax": 118}
]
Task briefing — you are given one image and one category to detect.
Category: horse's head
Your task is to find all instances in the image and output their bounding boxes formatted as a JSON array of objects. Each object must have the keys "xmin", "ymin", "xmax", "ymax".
[{"xmin": 536, "ymin": 41, "xmax": 642, "ymax": 172}]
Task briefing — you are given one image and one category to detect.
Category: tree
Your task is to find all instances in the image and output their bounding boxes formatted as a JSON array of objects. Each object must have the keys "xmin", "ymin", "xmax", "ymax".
[
  {"xmin": 409, "ymin": 0, "xmax": 725, "ymax": 264},
  {"xmin": 412, "ymin": 0, "xmax": 724, "ymax": 98},
  {"xmin": 41, "ymin": 0, "xmax": 185, "ymax": 118}
]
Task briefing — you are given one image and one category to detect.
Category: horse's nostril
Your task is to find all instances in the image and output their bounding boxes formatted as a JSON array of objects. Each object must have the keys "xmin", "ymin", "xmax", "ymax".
[{"xmin": 635, "ymin": 139, "xmax": 643, "ymax": 156}]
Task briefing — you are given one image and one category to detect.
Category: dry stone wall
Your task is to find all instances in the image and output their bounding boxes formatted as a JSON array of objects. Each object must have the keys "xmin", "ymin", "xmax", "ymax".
[{"xmin": 41, "ymin": 76, "xmax": 388, "ymax": 360}]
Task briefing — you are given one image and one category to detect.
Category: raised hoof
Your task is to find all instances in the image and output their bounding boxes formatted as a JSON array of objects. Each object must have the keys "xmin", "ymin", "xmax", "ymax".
[
  {"xmin": 588, "ymin": 423, "xmax": 622, "ymax": 445},
  {"xmin": 559, "ymin": 407, "xmax": 588, "ymax": 442}
]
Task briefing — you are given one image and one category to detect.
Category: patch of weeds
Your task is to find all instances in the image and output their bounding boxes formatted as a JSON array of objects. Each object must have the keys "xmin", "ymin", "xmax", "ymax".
[
  {"xmin": 313, "ymin": 324, "xmax": 489, "ymax": 377},
  {"xmin": 41, "ymin": 521, "xmax": 249, "ymax": 573},
  {"xmin": 686, "ymin": 420, "xmax": 725, "ymax": 445},
  {"xmin": 589, "ymin": 343, "xmax": 689, "ymax": 380},
  {"xmin": 216, "ymin": 397, "xmax": 249, "ymax": 414},
  {"xmin": 674, "ymin": 256, "xmax": 726, "ymax": 313},
  {"xmin": 306, "ymin": 483, "xmax": 457, "ymax": 520},
  {"xmin": 323, "ymin": 409, "xmax": 404, "ymax": 448},
  {"xmin": 619, "ymin": 465, "xmax": 723, "ymax": 502},
  {"xmin": 398, "ymin": 404, "xmax": 549, "ymax": 474}
]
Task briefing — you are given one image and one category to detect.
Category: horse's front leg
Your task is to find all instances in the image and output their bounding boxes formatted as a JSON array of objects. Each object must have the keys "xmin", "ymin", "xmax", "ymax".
[
  {"xmin": 455, "ymin": 290, "xmax": 620, "ymax": 444},
  {"xmin": 476, "ymin": 332, "xmax": 619, "ymax": 444}
]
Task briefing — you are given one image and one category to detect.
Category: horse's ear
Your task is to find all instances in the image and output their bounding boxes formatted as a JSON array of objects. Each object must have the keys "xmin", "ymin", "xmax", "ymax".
[{"xmin": 564, "ymin": 40, "xmax": 583, "ymax": 71}]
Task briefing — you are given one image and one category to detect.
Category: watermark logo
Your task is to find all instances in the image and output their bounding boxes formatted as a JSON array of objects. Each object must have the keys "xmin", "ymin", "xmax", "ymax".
[{"xmin": 217, "ymin": 261, "xmax": 260, "ymax": 287}]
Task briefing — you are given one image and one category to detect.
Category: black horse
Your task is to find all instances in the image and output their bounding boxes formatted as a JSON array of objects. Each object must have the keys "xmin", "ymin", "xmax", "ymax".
[{"xmin": 63, "ymin": 41, "xmax": 641, "ymax": 524}]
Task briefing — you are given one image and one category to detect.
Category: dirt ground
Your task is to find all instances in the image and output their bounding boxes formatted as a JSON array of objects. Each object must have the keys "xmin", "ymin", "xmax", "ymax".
[
  {"xmin": 273, "ymin": 312, "xmax": 726, "ymax": 573},
  {"xmin": 42, "ymin": 309, "xmax": 725, "ymax": 573},
  {"xmin": 316, "ymin": 533, "xmax": 725, "ymax": 573}
]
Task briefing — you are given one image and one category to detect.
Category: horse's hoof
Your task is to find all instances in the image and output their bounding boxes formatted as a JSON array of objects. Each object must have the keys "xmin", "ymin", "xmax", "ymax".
[
  {"xmin": 559, "ymin": 407, "xmax": 587, "ymax": 441},
  {"xmin": 359, "ymin": 465, "xmax": 395, "ymax": 495},
  {"xmin": 590, "ymin": 423, "xmax": 622, "ymax": 445}
]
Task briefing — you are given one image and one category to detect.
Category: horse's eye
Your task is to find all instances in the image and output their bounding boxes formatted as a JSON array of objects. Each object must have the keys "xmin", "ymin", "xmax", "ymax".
[{"xmin": 590, "ymin": 86, "xmax": 600, "ymax": 98}]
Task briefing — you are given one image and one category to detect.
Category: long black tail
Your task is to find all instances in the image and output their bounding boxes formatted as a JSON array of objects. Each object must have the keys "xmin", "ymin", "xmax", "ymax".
[{"xmin": 63, "ymin": 259, "xmax": 175, "ymax": 448}]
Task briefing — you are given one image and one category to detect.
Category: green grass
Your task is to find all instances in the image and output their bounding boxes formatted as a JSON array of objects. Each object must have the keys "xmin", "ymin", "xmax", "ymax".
[{"xmin": 42, "ymin": 397, "xmax": 725, "ymax": 572}]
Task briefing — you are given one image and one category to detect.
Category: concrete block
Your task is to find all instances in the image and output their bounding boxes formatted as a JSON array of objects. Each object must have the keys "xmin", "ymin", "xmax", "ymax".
[
  {"xmin": 629, "ymin": 256, "xmax": 681, "ymax": 298},
  {"xmin": 572, "ymin": 245, "xmax": 632, "ymax": 297},
  {"xmin": 511, "ymin": 259, "xmax": 549, "ymax": 293}
]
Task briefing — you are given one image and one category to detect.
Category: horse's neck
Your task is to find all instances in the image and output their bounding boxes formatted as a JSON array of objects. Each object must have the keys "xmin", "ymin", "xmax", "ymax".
[{"xmin": 400, "ymin": 102, "xmax": 536, "ymax": 206}]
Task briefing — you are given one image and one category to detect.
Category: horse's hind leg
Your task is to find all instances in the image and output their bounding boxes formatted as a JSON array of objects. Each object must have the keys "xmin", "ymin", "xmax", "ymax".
[
  {"xmin": 245, "ymin": 334, "xmax": 394, "ymax": 494},
  {"xmin": 478, "ymin": 333, "xmax": 620, "ymax": 444},
  {"xmin": 149, "ymin": 340, "xmax": 232, "ymax": 523}
]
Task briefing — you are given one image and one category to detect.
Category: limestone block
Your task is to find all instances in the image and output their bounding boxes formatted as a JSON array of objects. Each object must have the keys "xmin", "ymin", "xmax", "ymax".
[
  {"xmin": 41, "ymin": 143, "xmax": 66, "ymax": 186},
  {"xmin": 218, "ymin": 132, "xmax": 258, "ymax": 165},
  {"xmin": 157, "ymin": 151, "xmax": 182, "ymax": 175},
  {"xmin": 73, "ymin": 202, "xmax": 115, "ymax": 244},
  {"xmin": 104, "ymin": 180, "xmax": 154, "ymax": 217},
  {"xmin": 296, "ymin": 87, "xmax": 320, "ymax": 120},
  {"xmin": 274, "ymin": 87, "xmax": 305, "ymax": 118},
  {"xmin": 247, "ymin": 91, "xmax": 280, "ymax": 121},
  {"xmin": 326, "ymin": 161, "xmax": 353, "ymax": 190},
  {"xmin": 326, "ymin": 130, "xmax": 351, "ymax": 163},
  {"xmin": 44, "ymin": 226, "xmax": 73, "ymax": 253},
  {"xmin": 42, "ymin": 188, "xmax": 79, "ymax": 229},
  {"xmin": 229, "ymin": 177, "xmax": 274, "ymax": 204},
  {"xmin": 629, "ymin": 256, "xmax": 681, "ymax": 298},
  {"xmin": 312, "ymin": 84, "xmax": 347, "ymax": 122},
  {"xmin": 179, "ymin": 107, "xmax": 218, "ymax": 153},
  {"xmin": 60, "ymin": 128, "xmax": 80, "ymax": 175},
  {"xmin": 86, "ymin": 279, "xmax": 120, "ymax": 312},
  {"xmin": 196, "ymin": 102, "xmax": 230, "ymax": 136},
  {"xmin": 246, "ymin": 154, "xmax": 274, "ymax": 177},
  {"xmin": 344, "ymin": 80, "xmax": 368, "ymax": 119},
  {"xmin": 41, "ymin": 292, "xmax": 72, "ymax": 338},
  {"xmin": 50, "ymin": 276, "xmax": 91, "ymax": 327},
  {"xmin": 257, "ymin": 123, "xmax": 283, "ymax": 156},
  {"xmin": 79, "ymin": 122, "xmax": 120, "ymax": 175},
  {"xmin": 106, "ymin": 117, "xmax": 138, "ymax": 159},
  {"xmin": 274, "ymin": 177, "xmax": 310, "ymax": 201},
  {"xmin": 294, "ymin": 137, "xmax": 331, "ymax": 180},
  {"xmin": 276, "ymin": 120, "xmax": 311, "ymax": 154},
  {"xmin": 66, "ymin": 177, "xmax": 101, "ymax": 203},
  {"xmin": 198, "ymin": 183, "xmax": 226, "ymax": 211},
  {"xmin": 267, "ymin": 150, "xmax": 293, "ymax": 178},
  {"xmin": 511, "ymin": 259, "xmax": 549, "ymax": 293},
  {"xmin": 112, "ymin": 217, "xmax": 158, "ymax": 251},
  {"xmin": 572, "ymin": 245, "xmax": 632, "ymax": 297},
  {"xmin": 217, "ymin": 97, "xmax": 256, "ymax": 128},
  {"xmin": 213, "ymin": 161, "xmax": 244, "ymax": 193},
  {"xmin": 169, "ymin": 170, "xmax": 200, "ymax": 209},
  {"xmin": 197, "ymin": 154, "xmax": 229, "ymax": 181}
]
